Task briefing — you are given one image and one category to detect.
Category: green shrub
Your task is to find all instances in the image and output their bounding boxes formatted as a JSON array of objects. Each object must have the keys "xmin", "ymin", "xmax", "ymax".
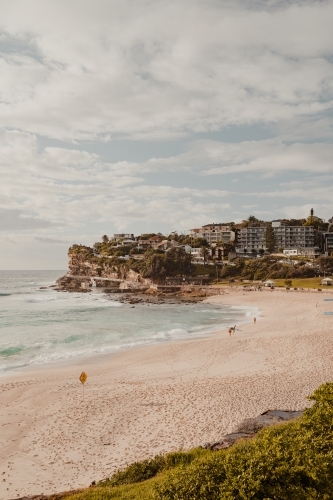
[
  {"xmin": 154, "ymin": 383, "xmax": 333, "ymax": 500},
  {"xmin": 154, "ymin": 453, "xmax": 226, "ymax": 500},
  {"xmin": 100, "ymin": 449, "xmax": 208, "ymax": 488},
  {"xmin": 101, "ymin": 456, "xmax": 165, "ymax": 487}
]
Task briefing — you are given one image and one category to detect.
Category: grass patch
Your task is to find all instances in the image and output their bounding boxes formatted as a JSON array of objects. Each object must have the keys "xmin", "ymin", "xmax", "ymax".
[
  {"xmin": 213, "ymin": 277, "xmax": 333, "ymax": 289},
  {"xmin": 273, "ymin": 277, "xmax": 332, "ymax": 289},
  {"xmin": 63, "ymin": 480, "xmax": 156, "ymax": 500},
  {"xmin": 190, "ymin": 264, "xmax": 216, "ymax": 277}
]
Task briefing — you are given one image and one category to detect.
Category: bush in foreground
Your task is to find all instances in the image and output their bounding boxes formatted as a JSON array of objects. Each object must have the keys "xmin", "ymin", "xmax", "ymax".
[{"xmin": 67, "ymin": 383, "xmax": 333, "ymax": 500}]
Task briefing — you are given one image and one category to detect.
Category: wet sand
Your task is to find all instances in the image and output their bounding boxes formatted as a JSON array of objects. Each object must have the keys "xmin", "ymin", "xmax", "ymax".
[{"xmin": 1, "ymin": 288, "xmax": 333, "ymax": 498}]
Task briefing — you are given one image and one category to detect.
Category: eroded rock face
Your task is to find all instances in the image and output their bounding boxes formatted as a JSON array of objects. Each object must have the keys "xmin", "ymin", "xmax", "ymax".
[
  {"xmin": 55, "ymin": 274, "xmax": 86, "ymax": 292},
  {"xmin": 54, "ymin": 250, "xmax": 151, "ymax": 292},
  {"xmin": 67, "ymin": 252, "xmax": 122, "ymax": 280},
  {"xmin": 203, "ymin": 409, "xmax": 304, "ymax": 451}
]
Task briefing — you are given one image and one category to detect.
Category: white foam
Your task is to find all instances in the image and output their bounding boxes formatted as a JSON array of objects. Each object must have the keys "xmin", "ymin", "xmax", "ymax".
[
  {"xmin": 27, "ymin": 295, "xmax": 58, "ymax": 303},
  {"xmin": 169, "ymin": 328, "xmax": 188, "ymax": 336},
  {"xmin": 0, "ymin": 269, "xmax": 256, "ymax": 373}
]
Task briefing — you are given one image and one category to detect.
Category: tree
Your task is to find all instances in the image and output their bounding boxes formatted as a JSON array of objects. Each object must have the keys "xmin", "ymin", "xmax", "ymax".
[
  {"xmin": 201, "ymin": 246, "xmax": 209, "ymax": 265},
  {"xmin": 191, "ymin": 237, "xmax": 209, "ymax": 248},
  {"xmin": 139, "ymin": 233, "xmax": 156, "ymax": 240},
  {"xmin": 132, "ymin": 247, "xmax": 193, "ymax": 279},
  {"xmin": 316, "ymin": 256, "xmax": 333, "ymax": 274},
  {"xmin": 265, "ymin": 224, "xmax": 276, "ymax": 253},
  {"xmin": 102, "ymin": 234, "xmax": 109, "ymax": 243}
]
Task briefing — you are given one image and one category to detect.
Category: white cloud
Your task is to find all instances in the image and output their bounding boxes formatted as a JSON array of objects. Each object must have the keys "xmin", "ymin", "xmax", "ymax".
[
  {"xmin": 279, "ymin": 203, "xmax": 333, "ymax": 221},
  {"xmin": 0, "ymin": 1, "xmax": 332, "ymax": 140},
  {"xmin": 0, "ymin": 208, "xmax": 52, "ymax": 230},
  {"xmin": 0, "ymin": 234, "xmax": 69, "ymax": 269},
  {"xmin": 0, "ymin": 129, "xmax": 232, "ymax": 236},
  {"xmin": 34, "ymin": 236, "xmax": 69, "ymax": 244},
  {"xmin": 0, "ymin": 129, "xmax": 331, "ymax": 239},
  {"xmin": 0, "ymin": 1, "xmax": 332, "ymax": 268},
  {"xmin": 198, "ymin": 139, "xmax": 333, "ymax": 175}
]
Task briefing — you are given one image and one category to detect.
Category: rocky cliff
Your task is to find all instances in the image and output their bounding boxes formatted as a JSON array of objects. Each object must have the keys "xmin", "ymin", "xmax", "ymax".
[{"xmin": 55, "ymin": 246, "xmax": 150, "ymax": 292}]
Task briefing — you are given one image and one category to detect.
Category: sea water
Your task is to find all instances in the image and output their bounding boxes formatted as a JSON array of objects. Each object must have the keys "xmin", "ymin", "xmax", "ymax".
[{"xmin": 0, "ymin": 270, "xmax": 257, "ymax": 374}]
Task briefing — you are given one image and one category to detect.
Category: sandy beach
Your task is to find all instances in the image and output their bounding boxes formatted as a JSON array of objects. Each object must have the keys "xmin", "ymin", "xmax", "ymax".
[{"xmin": 1, "ymin": 288, "xmax": 333, "ymax": 499}]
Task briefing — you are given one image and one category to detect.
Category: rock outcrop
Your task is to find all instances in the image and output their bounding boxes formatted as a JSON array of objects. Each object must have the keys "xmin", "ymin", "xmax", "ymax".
[
  {"xmin": 203, "ymin": 409, "xmax": 303, "ymax": 450},
  {"xmin": 55, "ymin": 248, "xmax": 151, "ymax": 292}
]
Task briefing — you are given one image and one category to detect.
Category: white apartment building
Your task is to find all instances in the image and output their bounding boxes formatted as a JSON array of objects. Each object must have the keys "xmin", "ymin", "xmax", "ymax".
[
  {"xmin": 190, "ymin": 224, "xmax": 235, "ymax": 244},
  {"xmin": 237, "ymin": 227, "xmax": 267, "ymax": 253},
  {"xmin": 321, "ymin": 232, "xmax": 333, "ymax": 255},
  {"xmin": 283, "ymin": 247, "xmax": 320, "ymax": 258},
  {"xmin": 236, "ymin": 221, "xmax": 315, "ymax": 254},
  {"xmin": 272, "ymin": 221, "xmax": 314, "ymax": 249},
  {"xmin": 112, "ymin": 233, "xmax": 135, "ymax": 241}
]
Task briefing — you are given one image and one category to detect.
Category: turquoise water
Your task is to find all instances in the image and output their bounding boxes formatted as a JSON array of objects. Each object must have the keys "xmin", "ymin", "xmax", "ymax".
[{"xmin": 0, "ymin": 271, "xmax": 257, "ymax": 374}]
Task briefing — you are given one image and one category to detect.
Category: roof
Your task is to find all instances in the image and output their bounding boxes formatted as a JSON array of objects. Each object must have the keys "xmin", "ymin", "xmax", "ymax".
[
  {"xmin": 156, "ymin": 240, "xmax": 168, "ymax": 248},
  {"xmin": 202, "ymin": 223, "xmax": 231, "ymax": 227}
]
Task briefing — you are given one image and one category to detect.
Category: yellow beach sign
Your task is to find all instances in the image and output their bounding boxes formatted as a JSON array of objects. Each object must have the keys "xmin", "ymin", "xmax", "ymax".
[
  {"xmin": 79, "ymin": 371, "xmax": 87, "ymax": 384},
  {"xmin": 79, "ymin": 371, "xmax": 87, "ymax": 400}
]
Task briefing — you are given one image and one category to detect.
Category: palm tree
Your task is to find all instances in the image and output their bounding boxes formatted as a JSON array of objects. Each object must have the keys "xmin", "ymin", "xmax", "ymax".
[{"xmin": 201, "ymin": 246, "xmax": 209, "ymax": 265}]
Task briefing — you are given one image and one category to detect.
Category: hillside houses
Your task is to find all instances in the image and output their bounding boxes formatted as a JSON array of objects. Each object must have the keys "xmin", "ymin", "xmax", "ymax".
[
  {"xmin": 99, "ymin": 209, "xmax": 332, "ymax": 265},
  {"xmin": 190, "ymin": 223, "xmax": 235, "ymax": 244}
]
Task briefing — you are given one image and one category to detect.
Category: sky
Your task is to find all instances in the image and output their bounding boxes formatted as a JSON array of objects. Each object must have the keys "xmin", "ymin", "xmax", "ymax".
[{"xmin": 0, "ymin": 0, "xmax": 333, "ymax": 269}]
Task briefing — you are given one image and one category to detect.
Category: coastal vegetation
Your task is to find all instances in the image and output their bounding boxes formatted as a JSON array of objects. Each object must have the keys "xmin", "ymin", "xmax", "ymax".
[
  {"xmin": 130, "ymin": 247, "xmax": 193, "ymax": 279},
  {"xmin": 60, "ymin": 382, "xmax": 333, "ymax": 500},
  {"xmin": 216, "ymin": 256, "xmax": 333, "ymax": 281},
  {"xmin": 68, "ymin": 242, "xmax": 333, "ymax": 283}
]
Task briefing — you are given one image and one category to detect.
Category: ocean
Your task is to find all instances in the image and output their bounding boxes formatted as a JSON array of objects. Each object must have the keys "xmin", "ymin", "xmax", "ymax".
[{"xmin": 0, "ymin": 270, "xmax": 257, "ymax": 375}]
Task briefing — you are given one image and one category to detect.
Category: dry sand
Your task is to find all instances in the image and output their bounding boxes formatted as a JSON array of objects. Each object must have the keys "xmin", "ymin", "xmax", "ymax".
[{"xmin": 1, "ymin": 288, "xmax": 333, "ymax": 498}]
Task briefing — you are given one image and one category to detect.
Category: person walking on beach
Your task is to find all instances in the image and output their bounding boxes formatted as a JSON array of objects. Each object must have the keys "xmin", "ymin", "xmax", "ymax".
[
  {"xmin": 228, "ymin": 328, "xmax": 232, "ymax": 336},
  {"xmin": 254, "ymin": 317, "xmax": 256, "ymax": 324}
]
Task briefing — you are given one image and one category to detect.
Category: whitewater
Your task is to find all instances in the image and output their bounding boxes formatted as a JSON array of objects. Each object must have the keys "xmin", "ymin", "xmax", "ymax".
[{"xmin": 0, "ymin": 270, "xmax": 257, "ymax": 374}]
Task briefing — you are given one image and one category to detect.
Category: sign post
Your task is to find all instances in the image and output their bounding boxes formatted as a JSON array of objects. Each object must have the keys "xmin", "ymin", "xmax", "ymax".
[{"xmin": 79, "ymin": 371, "xmax": 88, "ymax": 401}]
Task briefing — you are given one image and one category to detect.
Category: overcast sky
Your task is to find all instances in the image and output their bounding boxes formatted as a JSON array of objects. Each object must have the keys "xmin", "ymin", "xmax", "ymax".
[{"xmin": 1, "ymin": 0, "xmax": 333, "ymax": 269}]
